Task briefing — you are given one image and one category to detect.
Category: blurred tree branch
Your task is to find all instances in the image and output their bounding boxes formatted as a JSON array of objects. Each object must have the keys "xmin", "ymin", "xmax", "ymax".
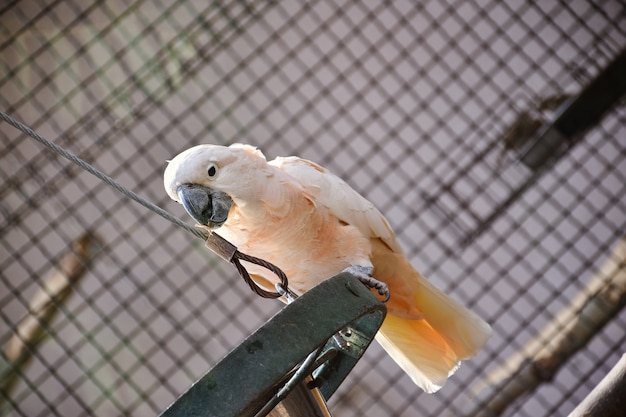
[
  {"xmin": 569, "ymin": 353, "xmax": 626, "ymax": 417},
  {"xmin": 1, "ymin": 232, "xmax": 102, "ymax": 413},
  {"xmin": 462, "ymin": 236, "xmax": 626, "ymax": 417}
]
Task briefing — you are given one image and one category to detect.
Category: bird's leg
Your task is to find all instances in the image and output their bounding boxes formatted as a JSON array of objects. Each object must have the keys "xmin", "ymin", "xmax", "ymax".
[{"xmin": 342, "ymin": 265, "xmax": 390, "ymax": 302}]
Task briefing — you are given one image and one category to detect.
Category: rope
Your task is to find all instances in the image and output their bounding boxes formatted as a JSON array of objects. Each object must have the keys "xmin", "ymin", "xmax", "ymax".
[{"xmin": 0, "ymin": 110, "xmax": 290, "ymax": 299}]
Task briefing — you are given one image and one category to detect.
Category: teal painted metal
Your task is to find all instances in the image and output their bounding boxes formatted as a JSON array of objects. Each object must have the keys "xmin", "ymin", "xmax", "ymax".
[{"xmin": 159, "ymin": 272, "xmax": 386, "ymax": 417}]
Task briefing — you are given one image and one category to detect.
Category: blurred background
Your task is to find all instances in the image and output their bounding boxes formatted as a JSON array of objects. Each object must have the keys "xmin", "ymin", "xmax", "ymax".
[{"xmin": 1, "ymin": 1, "xmax": 625, "ymax": 416}]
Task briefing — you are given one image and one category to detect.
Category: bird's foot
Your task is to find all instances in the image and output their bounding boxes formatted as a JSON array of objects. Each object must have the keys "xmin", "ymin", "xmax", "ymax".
[{"xmin": 342, "ymin": 265, "xmax": 390, "ymax": 302}]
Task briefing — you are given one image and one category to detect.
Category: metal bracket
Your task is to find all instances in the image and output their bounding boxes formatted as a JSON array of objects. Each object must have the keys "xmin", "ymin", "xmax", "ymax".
[
  {"xmin": 159, "ymin": 272, "xmax": 387, "ymax": 417},
  {"xmin": 519, "ymin": 47, "xmax": 626, "ymax": 169}
]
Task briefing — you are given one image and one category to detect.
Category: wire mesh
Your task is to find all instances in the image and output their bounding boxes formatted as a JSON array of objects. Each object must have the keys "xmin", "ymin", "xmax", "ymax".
[{"xmin": 1, "ymin": 1, "xmax": 625, "ymax": 416}]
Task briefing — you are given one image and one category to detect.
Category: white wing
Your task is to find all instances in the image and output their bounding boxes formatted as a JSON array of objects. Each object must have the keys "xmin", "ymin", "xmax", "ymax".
[{"xmin": 269, "ymin": 156, "xmax": 404, "ymax": 254}]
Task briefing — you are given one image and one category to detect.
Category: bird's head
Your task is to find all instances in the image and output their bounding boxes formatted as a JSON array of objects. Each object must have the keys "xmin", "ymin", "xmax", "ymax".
[{"xmin": 164, "ymin": 144, "xmax": 269, "ymax": 229}]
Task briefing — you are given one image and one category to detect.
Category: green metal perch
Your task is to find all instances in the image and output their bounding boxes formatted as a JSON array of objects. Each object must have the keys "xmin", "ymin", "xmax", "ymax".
[{"xmin": 159, "ymin": 272, "xmax": 387, "ymax": 417}]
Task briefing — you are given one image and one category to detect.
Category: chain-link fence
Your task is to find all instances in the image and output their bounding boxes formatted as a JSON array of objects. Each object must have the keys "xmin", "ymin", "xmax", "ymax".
[{"xmin": 2, "ymin": 1, "xmax": 625, "ymax": 416}]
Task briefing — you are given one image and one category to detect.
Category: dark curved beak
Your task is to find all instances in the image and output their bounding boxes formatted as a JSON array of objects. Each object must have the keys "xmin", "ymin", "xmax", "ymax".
[{"xmin": 176, "ymin": 184, "xmax": 233, "ymax": 229}]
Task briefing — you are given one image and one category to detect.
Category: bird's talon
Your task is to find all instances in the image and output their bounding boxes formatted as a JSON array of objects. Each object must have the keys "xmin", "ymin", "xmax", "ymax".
[{"xmin": 342, "ymin": 266, "xmax": 391, "ymax": 303}]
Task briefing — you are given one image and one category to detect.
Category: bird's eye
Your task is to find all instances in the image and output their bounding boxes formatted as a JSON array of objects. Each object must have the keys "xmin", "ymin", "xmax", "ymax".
[{"xmin": 207, "ymin": 163, "xmax": 218, "ymax": 178}]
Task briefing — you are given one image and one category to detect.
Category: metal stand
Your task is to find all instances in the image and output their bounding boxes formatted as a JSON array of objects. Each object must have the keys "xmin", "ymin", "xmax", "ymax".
[
  {"xmin": 159, "ymin": 273, "xmax": 387, "ymax": 417},
  {"xmin": 267, "ymin": 380, "xmax": 331, "ymax": 417}
]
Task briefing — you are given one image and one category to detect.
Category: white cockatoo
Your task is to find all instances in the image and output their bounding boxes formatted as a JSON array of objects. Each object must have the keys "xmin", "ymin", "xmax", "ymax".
[{"xmin": 164, "ymin": 143, "xmax": 491, "ymax": 393}]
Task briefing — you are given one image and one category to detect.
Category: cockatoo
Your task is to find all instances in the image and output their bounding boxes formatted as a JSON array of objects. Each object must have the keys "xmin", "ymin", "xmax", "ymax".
[{"xmin": 164, "ymin": 143, "xmax": 491, "ymax": 393}]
